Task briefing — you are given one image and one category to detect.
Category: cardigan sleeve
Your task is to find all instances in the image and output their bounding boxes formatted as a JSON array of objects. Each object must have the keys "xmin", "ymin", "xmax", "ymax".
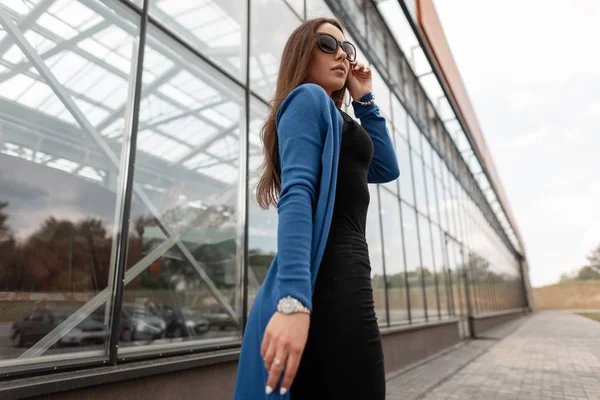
[
  {"xmin": 274, "ymin": 84, "xmax": 329, "ymax": 311},
  {"xmin": 352, "ymin": 92, "xmax": 400, "ymax": 184}
]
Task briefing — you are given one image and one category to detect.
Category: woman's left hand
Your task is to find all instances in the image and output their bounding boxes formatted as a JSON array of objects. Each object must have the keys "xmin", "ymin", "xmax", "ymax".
[{"xmin": 346, "ymin": 61, "xmax": 373, "ymax": 101}]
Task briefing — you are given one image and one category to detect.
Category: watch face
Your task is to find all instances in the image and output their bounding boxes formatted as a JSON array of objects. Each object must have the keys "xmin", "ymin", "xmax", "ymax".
[{"xmin": 281, "ymin": 300, "xmax": 294, "ymax": 313}]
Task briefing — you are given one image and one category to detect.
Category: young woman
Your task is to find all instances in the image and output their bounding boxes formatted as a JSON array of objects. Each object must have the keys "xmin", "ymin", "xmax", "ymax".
[{"xmin": 233, "ymin": 17, "xmax": 399, "ymax": 399}]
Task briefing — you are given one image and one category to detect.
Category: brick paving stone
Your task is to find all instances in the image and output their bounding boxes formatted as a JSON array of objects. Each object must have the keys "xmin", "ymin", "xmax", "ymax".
[{"xmin": 387, "ymin": 311, "xmax": 600, "ymax": 400}]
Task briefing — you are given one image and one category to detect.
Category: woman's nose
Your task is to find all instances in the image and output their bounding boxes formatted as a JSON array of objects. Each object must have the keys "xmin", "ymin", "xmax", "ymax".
[{"xmin": 335, "ymin": 47, "xmax": 348, "ymax": 61}]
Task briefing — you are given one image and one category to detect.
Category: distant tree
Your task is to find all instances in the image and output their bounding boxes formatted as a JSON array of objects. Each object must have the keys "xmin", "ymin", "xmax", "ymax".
[
  {"xmin": 586, "ymin": 243, "xmax": 600, "ymax": 273},
  {"xmin": 0, "ymin": 201, "xmax": 10, "ymax": 236},
  {"xmin": 576, "ymin": 266, "xmax": 600, "ymax": 281},
  {"xmin": 0, "ymin": 202, "xmax": 20, "ymax": 290},
  {"xmin": 558, "ymin": 243, "xmax": 600, "ymax": 283}
]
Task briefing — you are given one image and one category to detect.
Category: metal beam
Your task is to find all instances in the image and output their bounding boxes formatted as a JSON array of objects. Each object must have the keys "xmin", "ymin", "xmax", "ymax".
[
  {"xmin": 0, "ymin": 57, "xmax": 114, "ymax": 115},
  {"xmin": 0, "ymin": 19, "xmax": 112, "ymax": 84},
  {"xmin": 96, "ymin": 65, "xmax": 179, "ymax": 131},
  {"xmin": 0, "ymin": 0, "xmax": 54, "ymax": 57},
  {"xmin": 0, "ymin": 114, "xmax": 228, "ymax": 194},
  {"xmin": 0, "ymin": 7, "xmax": 215, "ymax": 135},
  {"xmin": 173, "ymin": 124, "xmax": 238, "ymax": 166},
  {"xmin": 140, "ymin": 99, "xmax": 228, "ymax": 130},
  {"xmin": 85, "ymin": 0, "xmax": 250, "ymax": 113}
]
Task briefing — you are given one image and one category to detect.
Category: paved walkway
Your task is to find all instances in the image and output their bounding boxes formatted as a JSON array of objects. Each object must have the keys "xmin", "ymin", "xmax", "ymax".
[{"xmin": 387, "ymin": 311, "xmax": 600, "ymax": 400}]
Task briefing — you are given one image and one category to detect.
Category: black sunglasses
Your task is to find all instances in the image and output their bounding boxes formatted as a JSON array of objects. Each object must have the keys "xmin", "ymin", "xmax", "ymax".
[{"xmin": 314, "ymin": 32, "xmax": 357, "ymax": 62}]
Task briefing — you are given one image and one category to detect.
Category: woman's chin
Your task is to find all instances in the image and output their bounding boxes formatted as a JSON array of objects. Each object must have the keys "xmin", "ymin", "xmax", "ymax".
[{"xmin": 329, "ymin": 79, "xmax": 346, "ymax": 93}]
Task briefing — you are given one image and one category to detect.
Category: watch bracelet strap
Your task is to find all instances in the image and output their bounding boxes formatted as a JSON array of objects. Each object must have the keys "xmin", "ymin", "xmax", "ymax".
[{"xmin": 277, "ymin": 296, "xmax": 311, "ymax": 314}]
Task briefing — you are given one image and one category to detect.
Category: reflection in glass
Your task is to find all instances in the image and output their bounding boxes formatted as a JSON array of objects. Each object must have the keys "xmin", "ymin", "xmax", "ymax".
[
  {"xmin": 432, "ymin": 225, "xmax": 451, "ymax": 317},
  {"xmin": 285, "ymin": 0, "xmax": 305, "ymax": 18},
  {"xmin": 247, "ymin": 98, "xmax": 277, "ymax": 314},
  {"xmin": 371, "ymin": 68, "xmax": 391, "ymax": 119},
  {"xmin": 392, "ymin": 94, "xmax": 408, "ymax": 139},
  {"xmin": 0, "ymin": 0, "xmax": 137, "ymax": 365},
  {"xmin": 307, "ymin": 0, "xmax": 337, "ymax": 21},
  {"xmin": 367, "ymin": 186, "xmax": 387, "ymax": 327},
  {"xmin": 380, "ymin": 189, "xmax": 408, "ymax": 324},
  {"xmin": 401, "ymin": 203, "xmax": 426, "ymax": 322},
  {"xmin": 365, "ymin": 2, "xmax": 387, "ymax": 69},
  {"xmin": 411, "ymin": 150, "xmax": 427, "ymax": 214},
  {"xmin": 149, "ymin": 0, "xmax": 246, "ymax": 81},
  {"xmin": 419, "ymin": 215, "xmax": 439, "ymax": 320},
  {"xmin": 435, "ymin": 176, "xmax": 448, "ymax": 232},
  {"xmin": 395, "ymin": 135, "xmax": 413, "ymax": 205},
  {"xmin": 251, "ymin": 0, "xmax": 302, "ymax": 99},
  {"xmin": 408, "ymin": 116, "xmax": 421, "ymax": 155},
  {"xmin": 121, "ymin": 25, "xmax": 244, "ymax": 352},
  {"xmin": 424, "ymin": 165, "xmax": 437, "ymax": 223}
]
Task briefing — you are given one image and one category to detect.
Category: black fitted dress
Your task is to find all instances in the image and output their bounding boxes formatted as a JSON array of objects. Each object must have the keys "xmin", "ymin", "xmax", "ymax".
[{"xmin": 291, "ymin": 111, "xmax": 386, "ymax": 400}]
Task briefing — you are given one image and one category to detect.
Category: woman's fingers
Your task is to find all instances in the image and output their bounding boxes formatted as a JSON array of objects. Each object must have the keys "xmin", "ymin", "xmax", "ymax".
[
  {"xmin": 265, "ymin": 347, "xmax": 288, "ymax": 395},
  {"xmin": 260, "ymin": 329, "xmax": 271, "ymax": 359},
  {"xmin": 351, "ymin": 62, "xmax": 371, "ymax": 78},
  {"xmin": 263, "ymin": 339, "xmax": 277, "ymax": 371},
  {"xmin": 279, "ymin": 351, "xmax": 301, "ymax": 395}
]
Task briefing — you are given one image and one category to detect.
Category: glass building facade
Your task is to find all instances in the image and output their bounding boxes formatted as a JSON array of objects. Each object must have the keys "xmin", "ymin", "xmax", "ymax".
[{"xmin": 0, "ymin": 0, "xmax": 528, "ymax": 381}]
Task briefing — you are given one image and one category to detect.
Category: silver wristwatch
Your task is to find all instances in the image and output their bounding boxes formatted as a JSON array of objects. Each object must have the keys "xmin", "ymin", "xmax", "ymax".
[{"xmin": 277, "ymin": 296, "xmax": 311, "ymax": 315}]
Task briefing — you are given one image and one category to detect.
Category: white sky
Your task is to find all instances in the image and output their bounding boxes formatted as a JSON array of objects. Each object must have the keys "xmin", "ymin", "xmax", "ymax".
[{"xmin": 433, "ymin": 0, "xmax": 600, "ymax": 287}]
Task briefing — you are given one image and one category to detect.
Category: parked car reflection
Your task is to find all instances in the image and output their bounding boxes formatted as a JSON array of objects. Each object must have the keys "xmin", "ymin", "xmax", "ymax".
[
  {"xmin": 10, "ymin": 307, "xmax": 106, "ymax": 348},
  {"xmin": 204, "ymin": 305, "xmax": 237, "ymax": 331},
  {"xmin": 120, "ymin": 303, "xmax": 167, "ymax": 341},
  {"xmin": 156, "ymin": 306, "xmax": 210, "ymax": 338}
]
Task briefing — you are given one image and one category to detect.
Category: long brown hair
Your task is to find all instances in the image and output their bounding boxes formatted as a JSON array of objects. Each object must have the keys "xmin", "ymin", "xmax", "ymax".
[{"xmin": 254, "ymin": 18, "xmax": 348, "ymax": 210}]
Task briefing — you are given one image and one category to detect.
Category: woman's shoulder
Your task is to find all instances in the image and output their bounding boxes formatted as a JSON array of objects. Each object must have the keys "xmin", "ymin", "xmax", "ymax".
[
  {"xmin": 277, "ymin": 84, "xmax": 335, "ymax": 122},
  {"xmin": 289, "ymin": 83, "xmax": 331, "ymax": 104}
]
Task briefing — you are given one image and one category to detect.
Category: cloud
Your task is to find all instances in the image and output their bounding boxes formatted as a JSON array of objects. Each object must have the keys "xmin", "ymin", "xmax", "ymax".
[
  {"xmin": 434, "ymin": 0, "xmax": 600, "ymax": 287},
  {"xmin": 503, "ymin": 128, "xmax": 548, "ymax": 150}
]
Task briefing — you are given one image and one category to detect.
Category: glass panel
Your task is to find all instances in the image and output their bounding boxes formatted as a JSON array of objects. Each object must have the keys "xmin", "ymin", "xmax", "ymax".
[
  {"xmin": 407, "ymin": 115, "xmax": 421, "ymax": 154},
  {"xmin": 411, "ymin": 150, "xmax": 427, "ymax": 214},
  {"xmin": 466, "ymin": 251, "xmax": 481, "ymax": 315},
  {"xmin": 445, "ymin": 176, "xmax": 458, "ymax": 239},
  {"xmin": 342, "ymin": 0, "xmax": 367, "ymax": 39},
  {"xmin": 365, "ymin": 2, "xmax": 387, "ymax": 69},
  {"xmin": 422, "ymin": 136, "xmax": 433, "ymax": 168},
  {"xmin": 251, "ymin": 0, "xmax": 302, "ymax": 99},
  {"xmin": 436, "ymin": 176, "xmax": 448, "ymax": 232},
  {"xmin": 0, "ymin": 0, "xmax": 137, "ymax": 366},
  {"xmin": 247, "ymin": 98, "xmax": 277, "ymax": 314},
  {"xmin": 150, "ymin": 0, "xmax": 246, "ymax": 81},
  {"xmin": 380, "ymin": 190, "xmax": 408, "ymax": 325},
  {"xmin": 284, "ymin": 0, "xmax": 305, "ymax": 18},
  {"xmin": 395, "ymin": 135, "xmax": 413, "ymax": 205},
  {"xmin": 120, "ymin": 24, "xmax": 244, "ymax": 353},
  {"xmin": 367, "ymin": 186, "xmax": 387, "ymax": 327},
  {"xmin": 447, "ymin": 240, "xmax": 467, "ymax": 335},
  {"xmin": 306, "ymin": 0, "xmax": 337, "ymax": 19},
  {"xmin": 391, "ymin": 94, "xmax": 407, "ymax": 139},
  {"xmin": 450, "ymin": 179, "xmax": 463, "ymax": 242},
  {"xmin": 371, "ymin": 68, "xmax": 391, "ymax": 119},
  {"xmin": 419, "ymin": 216, "xmax": 439, "ymax": 320},
  {"xmin": 432, "ymin": 226, "xmax": 451, "ymax": 317},
  {"xmin": 425, "ymin": 165, "xmax": 437, "ymax": 223},
  {"xmin": 401, "ymin": 204, "xmax": 425, "ymax": 322}
]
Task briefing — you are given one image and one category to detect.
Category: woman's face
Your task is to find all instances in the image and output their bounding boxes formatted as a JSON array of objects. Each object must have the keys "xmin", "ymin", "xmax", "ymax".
[{"xmin": 305, "ymin": 23, "xmax": 350, "ymax": 96}]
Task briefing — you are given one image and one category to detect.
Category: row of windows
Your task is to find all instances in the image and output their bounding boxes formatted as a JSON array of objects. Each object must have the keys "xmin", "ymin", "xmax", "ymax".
[{"xmin": 0, "ymin": 0, "xmax": 524, "ymax": 378}]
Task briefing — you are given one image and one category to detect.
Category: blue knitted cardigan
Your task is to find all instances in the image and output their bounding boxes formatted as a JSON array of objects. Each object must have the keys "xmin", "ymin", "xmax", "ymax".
[{"xmin": 233, "ymin": 83, "xmax": 399, "ymax": 399}]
